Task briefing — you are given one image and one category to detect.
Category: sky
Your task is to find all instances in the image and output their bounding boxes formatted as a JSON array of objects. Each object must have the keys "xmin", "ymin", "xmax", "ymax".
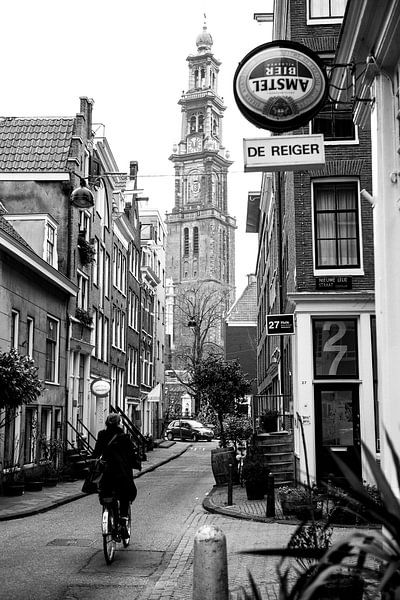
[{"xmin": 1, "ymin": 0, "xmax": 273, "ymax": 297}]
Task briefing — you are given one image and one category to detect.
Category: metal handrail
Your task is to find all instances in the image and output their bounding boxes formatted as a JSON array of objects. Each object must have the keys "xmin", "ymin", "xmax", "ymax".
[
  {"xmin": 66, "ymin": 420, "xmax": 94, "ymax": 454},
  {"xmin": 110, "ymin": 405, "xmax": 147, "ymax": 460},
  {"xmin": 77, "ymin": 417, "xmax": 97, "ymax": 448}
]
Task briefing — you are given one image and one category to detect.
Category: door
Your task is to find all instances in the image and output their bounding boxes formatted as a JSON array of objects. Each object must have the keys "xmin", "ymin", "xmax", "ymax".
[{"xmin": 314, "ymin": 384, "xmax": 361, "ymax": 486}]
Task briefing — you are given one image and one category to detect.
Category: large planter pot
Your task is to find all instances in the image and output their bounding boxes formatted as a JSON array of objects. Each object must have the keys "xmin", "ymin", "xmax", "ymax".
[
  {"xmin": 245, "ymin": 480, "xmax": 265, "ymax": 500},
  {"xmin": 262, "ymin": 417, "xmax": 278, "ymax": 433},
  {"xmin": 313, "ymin": 574, "xmax": 363, "ymax": 600},
  {"xmin": 3, "ymin": 483, "xmax": 25, "ymax": 496},
  {"xmin": 25, "ymin": 480, "xmax": 43, "ymax": 492},
  {"xmin": 281, "ymin": 499, "xmax": 321, "ymax": 520},
  {"xmin": 211, "ymin": 448, "xmax": 239, "ymax": 486},
  {"xmin": 43, "ymin": 477, "xmax": 58, "ymax": 487},
  {"xmin": 329, "ymin": 504, "xmax": 357, "ymax": 525}
]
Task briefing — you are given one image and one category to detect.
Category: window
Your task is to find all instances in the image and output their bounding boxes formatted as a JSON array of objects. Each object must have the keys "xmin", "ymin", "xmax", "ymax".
[
  {"xmin": 79, "ymin": 211, "xmax": 91, "ymax": 240},
  {"xmin": 183, "ymin": 228, "xmax": 189, "ymax": 256},
  {"xmin": 313, "ymin": 318, "xmax": 358, "ymax": 378},
  {"xmin": 128, "ymin": 346, "xmax": 139, "ymax": 386},
  {"xmin": 77, "ymin": 271, "xmax": 89, "ymax": 310},
  {"xmin": 193, "ymin": 227, "xmax": 199, "ymax": 254},
  {"xmin": 312, "ymin": 105, "xmax": 355, "ymax": 141},
  {"xmin": 313, "ymin": 181, "xmax": 360, "ymax": 269},
  {"xmin": 104, "ymin": 252, "xmax": 110, "ymax": 298},
  {"xmin": 24, "ymin": 407, "xmax": 37, "ymax": 464},
  {"xmin": 93, "ymin": 238, "xmax": 99, "ymax": 286},
  {"xmin": 308, "ymin": 0, "xmax": 346, "ymax": 21},
  {"xmin": 46, "ymin": 222, "xmax": 56, "ymax": 266},
  {"xmin": 11, "ymin": 310, "xmax": 19, "ymax": 349},
  {"xmin": 45, "ymin": 316, "xmax": 59, "ymax": 383},
  {"xmin": 26, "ymin": 316, "xmax": 34, "ymax": 357},
  {"xmin": 103, "ymin": 317, "xmax": 109, "ymax": 362}
]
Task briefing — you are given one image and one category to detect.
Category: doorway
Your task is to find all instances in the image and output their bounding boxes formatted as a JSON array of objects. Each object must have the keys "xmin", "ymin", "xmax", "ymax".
[{"xmin": 314, "ymin": 383, "xmax": 361, "ymax": 486}]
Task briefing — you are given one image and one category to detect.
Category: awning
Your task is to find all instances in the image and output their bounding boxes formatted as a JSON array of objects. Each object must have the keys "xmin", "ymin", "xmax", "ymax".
[{"xmin": 147, "ymin": 383, "xmax": 161, "ymax": 403}]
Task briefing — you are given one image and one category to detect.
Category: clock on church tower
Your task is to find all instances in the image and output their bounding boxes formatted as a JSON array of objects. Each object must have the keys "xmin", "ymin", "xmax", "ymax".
[{"xmin": 187, "ymin": 135, "xmax": 202, "ymax": 153}]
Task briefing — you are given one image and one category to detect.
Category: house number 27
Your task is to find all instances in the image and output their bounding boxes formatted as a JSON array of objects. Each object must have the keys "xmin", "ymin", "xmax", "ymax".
[{"xmin": 322, "ymin": 321, "xmax": 347, "ymax": 376}]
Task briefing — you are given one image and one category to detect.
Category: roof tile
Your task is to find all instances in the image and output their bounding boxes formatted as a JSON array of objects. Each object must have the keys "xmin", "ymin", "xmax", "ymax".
[{"xmin": 0, "ymin": 117, "xmax": 75, "ymax": 172}]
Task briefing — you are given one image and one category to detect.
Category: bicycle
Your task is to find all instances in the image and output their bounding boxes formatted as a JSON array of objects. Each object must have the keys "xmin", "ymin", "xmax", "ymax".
[{"xmin": 101, "ymin": 495, "xmax": 131, "ymax": 564}]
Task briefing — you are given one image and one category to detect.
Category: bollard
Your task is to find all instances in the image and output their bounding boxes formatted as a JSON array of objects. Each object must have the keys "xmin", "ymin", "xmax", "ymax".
[
  {"xmin": 227, "ymin": 463, "xmax": 233, "ymax": 506},
  {"xmin": 193, "ymin": 525, "xmax": 229, "ymax": 600},
  {"xmin": 266, "ymin": 473, "xmax": 275, "ymax": 518}
]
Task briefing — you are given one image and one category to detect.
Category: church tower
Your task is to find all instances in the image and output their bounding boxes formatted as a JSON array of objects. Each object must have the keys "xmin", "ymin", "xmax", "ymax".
[{"xmin": 165, "ymin": 22, "xmax": 236, "ymax": 369}]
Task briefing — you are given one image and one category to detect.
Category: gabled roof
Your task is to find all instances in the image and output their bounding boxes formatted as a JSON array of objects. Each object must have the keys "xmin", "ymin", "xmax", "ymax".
[
  {"xmin": 226, "ymin": 277, "xmax": 257, "ymax": 324},
  {"xmin": 0, "ymin": 117, "xmax": 75, "ymax": 172}
]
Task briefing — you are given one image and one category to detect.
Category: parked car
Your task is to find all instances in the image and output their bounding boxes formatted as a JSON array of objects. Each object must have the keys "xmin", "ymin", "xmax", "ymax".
[{"xmin": 165, "ymin": 419, "xmax": 214, "ymax": 442}]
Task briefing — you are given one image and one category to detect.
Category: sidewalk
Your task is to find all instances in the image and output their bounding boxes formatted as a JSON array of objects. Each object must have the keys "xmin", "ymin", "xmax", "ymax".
[
  {"xmin": 0, "ymin": 440, "xmax": 192, "ymax": 521},
  {"xmin": 204, "ymin": 483, "xmax": 284, "ymax": 522}
]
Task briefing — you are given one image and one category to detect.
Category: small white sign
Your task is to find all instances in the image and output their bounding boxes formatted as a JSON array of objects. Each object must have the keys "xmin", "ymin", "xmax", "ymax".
[{"xmin": 243, "ymin": 134, "xmax": 325, "ymax": 172}]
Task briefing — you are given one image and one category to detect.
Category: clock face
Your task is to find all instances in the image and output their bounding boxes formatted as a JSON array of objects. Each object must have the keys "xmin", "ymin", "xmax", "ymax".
[{"xmin": 188, "ymin": 136, "xmax": 202, "ymax": 153}]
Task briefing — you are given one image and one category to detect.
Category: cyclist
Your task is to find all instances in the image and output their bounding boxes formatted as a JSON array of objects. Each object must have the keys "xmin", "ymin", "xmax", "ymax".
[{"xmin": 92, "ymin": 413, "xmax": 141, "ymax": 539}]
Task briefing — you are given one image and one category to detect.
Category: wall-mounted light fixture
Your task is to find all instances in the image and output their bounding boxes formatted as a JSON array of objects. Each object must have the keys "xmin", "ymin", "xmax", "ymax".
[{"xmin": 70, "ymin": 178, "xmax": 95, "ymax": 209}]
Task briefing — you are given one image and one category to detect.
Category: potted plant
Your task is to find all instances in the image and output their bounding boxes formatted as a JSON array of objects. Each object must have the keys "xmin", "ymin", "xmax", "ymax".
[
  {"xmin": 259, "ymin": 409, "xmax": 280, "ymax": 433},
  {"xmin": 77, "ymin": 235, "xmax": 96, "ymax": 266},
  {"xmin": 278, "ymin": 484, "xmax": 321, "ymax": 520},
  {"xmin": 38, "ymin": 436, "xmax": 63, "ymax": 486},
  {"xmin": 75, "ymin": 307, "xmax": 93, "ymax": 327},
  {"xmin": 2, "ymin": 467, "xmax": 25, "ymax": 496},
  {"xmin": 242, "ymin": 451, "xmax": 269, "ymax": 500}
]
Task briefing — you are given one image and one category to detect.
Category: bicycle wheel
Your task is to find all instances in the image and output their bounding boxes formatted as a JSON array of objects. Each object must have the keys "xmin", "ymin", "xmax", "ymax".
[
  {"xmin": 122, "ymin": 504, "xmax": 131, "ymax": 548},
  {"xmin": 102, "ymin": 506, "xmax": 116, "ymax": 564}
]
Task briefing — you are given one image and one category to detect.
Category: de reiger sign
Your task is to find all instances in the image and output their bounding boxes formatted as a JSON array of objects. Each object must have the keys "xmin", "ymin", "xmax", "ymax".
[{"xmin": 233, "ymin": 40, "xmax": 328, "ymax": 133}]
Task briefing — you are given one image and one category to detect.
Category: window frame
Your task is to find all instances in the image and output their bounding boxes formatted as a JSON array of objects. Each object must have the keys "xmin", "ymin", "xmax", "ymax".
[
  {"xmin": 11, "ymin": 310, "xmax": 19, "ymax": 349},
  {"xmin": 312, "ymin": 178, "xmax": 364, "ymax": 276},
  {"xmin": 307, "ymin": 0, "xmax": 346, "ymax": 24},
  {"xmin": 45, "ymin": 315, "xmax": 60, "ymax": 384},
  {"xmin": 311, "ymin": 105, "xmax": 358, "ymax": 144}
]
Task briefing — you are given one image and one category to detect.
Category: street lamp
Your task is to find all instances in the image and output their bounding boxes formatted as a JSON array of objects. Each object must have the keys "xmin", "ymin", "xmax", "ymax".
[{"xmin": 70, "ymin": 178, "xmax": 95, "ymax": 208}]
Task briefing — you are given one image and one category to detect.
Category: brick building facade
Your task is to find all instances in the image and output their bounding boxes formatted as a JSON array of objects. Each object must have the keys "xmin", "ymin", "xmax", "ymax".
[{"xmin": 250, "ymin": 0, "xmax": 376, "ymax": 485}]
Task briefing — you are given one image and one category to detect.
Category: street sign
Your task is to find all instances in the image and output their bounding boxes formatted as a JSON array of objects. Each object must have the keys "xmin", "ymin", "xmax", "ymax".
[
  {"xmin": 266, "ymin": 314, "xmax": 295, "ymax": 335},
  {"xmin": 243, "ymin": 134, "xmax": 325, "ymax": 172}
]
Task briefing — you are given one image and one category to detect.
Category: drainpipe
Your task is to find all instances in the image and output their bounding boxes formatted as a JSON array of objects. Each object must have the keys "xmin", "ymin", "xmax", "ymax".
[{"xmin": 276, "ymin": 172, "xmax": 285, "ymax": 419}]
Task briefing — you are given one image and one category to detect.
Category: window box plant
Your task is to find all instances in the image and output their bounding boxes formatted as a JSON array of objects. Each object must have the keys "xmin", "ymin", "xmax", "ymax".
[
  {"xmin": 77, "ymin": 236, "xmax": 96, "ymax": 266},
  {"xmin": 75, "ymin": 307, "xmax": 93, "ymax": 327}
]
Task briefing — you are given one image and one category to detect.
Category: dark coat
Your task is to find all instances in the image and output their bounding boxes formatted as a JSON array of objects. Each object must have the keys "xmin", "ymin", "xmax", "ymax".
[{"xmin": 93, "ymin": 425, "xmax": 140, "ymax": 500}]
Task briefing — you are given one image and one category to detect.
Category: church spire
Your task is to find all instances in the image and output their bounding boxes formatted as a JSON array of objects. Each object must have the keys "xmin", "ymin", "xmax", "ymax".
[{"xmin": 196, "ymin": 16, "xmax": 213, "ymax": 53}]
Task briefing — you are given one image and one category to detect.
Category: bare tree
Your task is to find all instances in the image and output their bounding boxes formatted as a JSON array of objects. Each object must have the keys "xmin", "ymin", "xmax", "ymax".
[{"xmin": 169, "ymin": 281, "xmax": 233, "ymax": 409}]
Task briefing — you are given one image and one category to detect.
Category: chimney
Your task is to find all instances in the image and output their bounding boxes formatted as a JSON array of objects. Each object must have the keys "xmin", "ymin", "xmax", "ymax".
[
  {"xmin": 130, "ymin": 161, "xmax": 139, "ymax": 181},
  {"xmin": 247, "ymin": 273, "xmax": 257, "ymax": 286},
  {"xmin": 79, "ymin": 96, "xmax": 94, "ymax": 139}
]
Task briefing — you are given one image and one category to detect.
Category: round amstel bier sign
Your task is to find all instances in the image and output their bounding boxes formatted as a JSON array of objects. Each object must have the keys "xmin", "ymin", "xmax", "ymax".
[
  {"xmin": 233, "ymin": 40, "xmax": 328, "ymax": 132},
  {"xmin": 91, "ymin": 378, "xmax": 111, "ymax": 397}
]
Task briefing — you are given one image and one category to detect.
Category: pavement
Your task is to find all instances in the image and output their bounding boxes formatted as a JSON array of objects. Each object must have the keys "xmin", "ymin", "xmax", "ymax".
[{"xmin": 0, "ymin": 441, "xmax": 381, "ymax": 600}]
